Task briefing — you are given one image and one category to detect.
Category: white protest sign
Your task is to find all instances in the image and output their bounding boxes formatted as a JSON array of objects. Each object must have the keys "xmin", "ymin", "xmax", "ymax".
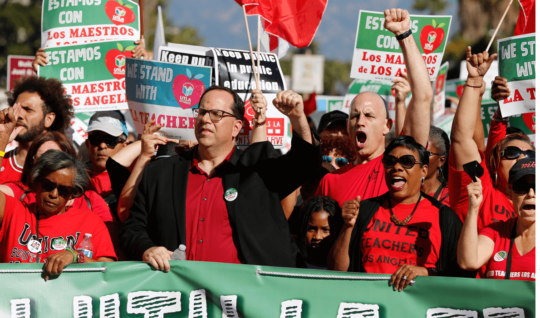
[{"xmin": 292, "ymin": 55, "xmax": 324, "ymax": 94}]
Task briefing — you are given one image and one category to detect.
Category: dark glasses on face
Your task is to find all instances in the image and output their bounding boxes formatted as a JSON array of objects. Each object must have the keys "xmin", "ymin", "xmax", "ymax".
[
  {"xmin": 501, "ymin": 146, "xmax": 535, "ymax": 160},
  {"xmin": 427, "ymin": 151, "xmax": 442, "ymax": 157},
  {"xmin": 39, "ymin": 178, "xmax": 77, "ymax": 197},
  {"xmin": 512, "ymin": 182, "xmax": 535, "ymax": 195},
  {"xmin": 88, "ymin": 134, "xmax": 126, "ymax": 148},
  {"xmin": 322, "ymin": 156, "xmax": 349, "ymax": 167},
  {"xmin": 382, "ymin": 155, "xmax": 422, "ymax": 169}
]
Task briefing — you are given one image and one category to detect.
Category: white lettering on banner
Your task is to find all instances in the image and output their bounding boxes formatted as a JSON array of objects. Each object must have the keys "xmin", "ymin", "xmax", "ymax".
[
  {"xmin": 126, "ymin": 291, "xmax": 181, "ymax": 318},
  {"xmin": 135, "ymin": 85, "xmax": 157, "ymax": 100},
  {"xmin": 10, "ymin": 299, "xmax": 30, "ymax": 318},
  {"xmin": 224, "ymin": 79, "xmax": 279, "ymax": 91},
  {"xmin": 280, "ymin": 300, "xmax": 303, "ymax": 318},
  {"xmin": 364, "ymin": 15, "xmax": 419, "ymax": 33},
  {"xmin": 73, "ymin": 295, "xmax": 93, "ymax": 318},
  {"xmin": 59, "ymin": 11, "xmax": 83, "ymax": 24},
  {"xmin": 516, "ymin": 61, "xmax": 536, "ymax": 77},
  {"xmin": 47, "ymin": 47, "xmax": 101, "ymax": 65},
  {"xmin": 60, "ymin": 67, "xmax": 84, "ymax": 80},
  {"xmin": 138, "ymin": 65, "xmax": 174, "ymax": 82},
  {"xmin": 426, "ymin": 308, "xmax": 477, "ymax": 318},
  {"xmin": 220, "ymin": 295, "xmax": 239, "ymax": 318},
  {"xmin": 48, "ymin": 0, "xmax": 102, "ymax": 11},
  {"xmin": 336, "ymin": 303, "xmax": 379, "ymax": 318},
  {"xmin": 483, "ymin": 307, "xmax": 525, "ymax": 318},
  {"xmin": 189, "ymin": 289, "xmax": 207, "ymax": 318},
  {"xmin": 100, "ymin": 293, "xmax": 120, "ymax": 318}
]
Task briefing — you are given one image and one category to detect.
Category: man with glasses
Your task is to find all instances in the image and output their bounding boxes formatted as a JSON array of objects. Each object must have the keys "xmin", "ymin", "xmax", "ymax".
[{"xmin": 121, "ymin": 86, "xmax": 320, "ymax": 270}]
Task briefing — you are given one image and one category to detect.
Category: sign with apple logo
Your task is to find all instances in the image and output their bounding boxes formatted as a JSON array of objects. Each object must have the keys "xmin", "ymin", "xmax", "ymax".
[
  {"xmin": 105, "ymin": 0, "xmax": 136, "ymax": 25},
  {"xmin": 105, "ymin": 43, "xmax": 135, "ymax": 79},
  {"xmin": 172, "ymin": 68, "xmax": 206, "ymax": 109},
  {"xmin": 420, "ymin": 20, "xmax": 446, "ymax": 54}
]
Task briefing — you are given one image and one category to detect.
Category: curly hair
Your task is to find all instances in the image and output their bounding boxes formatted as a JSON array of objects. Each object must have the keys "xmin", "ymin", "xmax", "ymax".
[
  {"xmin": 7, "ymin": 76, "xmax": 74, "ymax": 133},
  {"xmin": 321, "ymin": 134, "xmax": 356, "ymax": 163},
  {"xmin": 487, "ymin": 133, "xmax": 534, "ymax": 186}
]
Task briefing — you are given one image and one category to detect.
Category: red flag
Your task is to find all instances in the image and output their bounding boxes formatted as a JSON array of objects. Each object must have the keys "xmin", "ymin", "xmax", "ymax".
[
  {"xmin": 515, "ymin": 0, "xmax": 535, "ymax": 35},
  {"xmin": 234, "ymin": 0, "xmax": 328, "ymax": 48},
  {"xmin": 303, "ymin": 92, "xmax": 317, "ymax": 117}
]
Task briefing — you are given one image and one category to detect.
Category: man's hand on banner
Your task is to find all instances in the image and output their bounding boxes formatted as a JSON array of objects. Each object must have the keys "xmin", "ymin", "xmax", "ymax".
[
  {"xmin": 250, "ymin": 89, "xmax": 267, "ymax": 127},
  {"xmin": 42, "ymin": 250, "xmax": 76, "ymax": 281},
  {"xmin": 390, "ymin": 264, "xmax": 428, "ymax": 292},
  {"xmin": 32, "ymin": 48, "xmax": 49, "ymax": 73},
  {"xmin": 342, "ymin": 196, "xmax": 361, "ymax": 228},
  {"xmin": 133, "ymin": 39, "xmax": 150, "ymax": 60},
  {"xmin": 143, "ymin": 246, "xmax": 173, "ymax": 272},
  {"xmin": 384, "ymin": 8, "xmax": 411, "ymax": 36}
]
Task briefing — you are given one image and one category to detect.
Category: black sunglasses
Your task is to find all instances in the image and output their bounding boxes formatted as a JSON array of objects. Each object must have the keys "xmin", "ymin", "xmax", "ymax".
[
  {"xmin": 193, "ymin": 108, "xmax": 237, "ymax": 122},
  {"xmin": 501, "ymin": 146, "xmax": 535, "ymax": 160},
  {"xmin": 88, "ymin": 134, "xmax": 126, "ymax": 148},
  {"xmin": 512, "ymin": 181, "xmax": 535, "ymax": 195},
  {"xmin": 428, "ymin": 151, "xmax": 442, "ymax": 156},
  {"xmin": 39, "ymin": 178, "xmax": 77, "ymax": 197},
  {"xmin": 382, "ymin": 155, "xmax": 422, "ymax": 169}
]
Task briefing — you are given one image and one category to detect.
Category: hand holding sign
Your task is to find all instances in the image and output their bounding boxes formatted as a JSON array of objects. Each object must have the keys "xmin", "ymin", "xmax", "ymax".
[
  {"xmin": 32, "ymin": 48, "xmax": 48, "ymax": 73},
  {"xmin": 491, "ymin": 76, "xmax": 511, "ymax": 102},
  {"xmin": 272, "ymin": 90, "xmax": 304, "ymax": 120},
  {"xmin": 250, "ymin": 89, "xmax": 267, "ymax": 127},
  {"xmin": 133, "ymin": 39, "xmax": 150, "ymax": 60},
  {"xmin": 383, "ymin": 8, "xmax": 411, "ymax": 36},
  {"xmin": 467, "ymin": 179, "xmax": 483, "ymax": 212}
]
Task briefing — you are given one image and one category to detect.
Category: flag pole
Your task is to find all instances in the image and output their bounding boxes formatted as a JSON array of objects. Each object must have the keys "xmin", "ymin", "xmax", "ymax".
[
  {"xmin": 242, "ymin": 5, "xmax": 260, "ymax": 91},
  {"xmin": 256, "ymin": 17, "xmax": 261, "ymax": 86},
  {"xmin": 486, "ymin": 0, "xmax": 513, "ymax": 51},
  {"xmin": 139, "ymin": 0, "xmax": 145, "ymax": 40}
]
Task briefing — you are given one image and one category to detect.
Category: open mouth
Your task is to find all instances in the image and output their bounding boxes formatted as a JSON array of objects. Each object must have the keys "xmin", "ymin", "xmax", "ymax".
[
  {"xmin": 523, "ymin": 204, "xmax": 535, "ymax": 212},
  {"xmin": 391, "ymin": 176, "xmax": 406, "ymax": 190},
  {"xmin": 356, "ymin": 131, "xmax": 367, "ymax": 148}
]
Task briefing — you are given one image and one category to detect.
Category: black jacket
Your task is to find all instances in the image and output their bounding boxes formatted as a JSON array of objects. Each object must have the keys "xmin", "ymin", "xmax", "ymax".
[
  {"xmin": 120, "ymin": 133, "xmax": 321, "ymax": 267},
  {"xmin": 348, "ymin": 192, "xmax": 475, "ymax": 278}
]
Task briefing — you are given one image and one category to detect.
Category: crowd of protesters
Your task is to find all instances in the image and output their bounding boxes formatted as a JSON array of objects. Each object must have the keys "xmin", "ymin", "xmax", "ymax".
[{"xmin": 0, "ymin": 8, "xmax": 534, "ymax": 289}]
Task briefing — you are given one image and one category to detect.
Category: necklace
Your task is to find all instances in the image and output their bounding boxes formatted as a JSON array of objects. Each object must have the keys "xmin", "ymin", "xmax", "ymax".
[{"xmin": 388, "ymin": 193, "xmax": 422, "ymax": 226}]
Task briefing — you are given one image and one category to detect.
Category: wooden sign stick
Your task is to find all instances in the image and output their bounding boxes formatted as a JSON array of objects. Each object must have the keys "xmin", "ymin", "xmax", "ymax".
[
  {"xmin": 486, "ymin": 0, "xmax": 513, "ymax": 52},
  {"xmin": 242, "ymin": 5, "xmax": 260, "ymax": 90}
]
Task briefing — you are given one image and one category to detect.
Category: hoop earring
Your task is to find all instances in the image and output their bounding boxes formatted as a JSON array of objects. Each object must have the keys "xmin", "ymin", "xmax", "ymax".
[{"xmin": 421, "ymin": 177, "xmax": 425, "ymax": 185}]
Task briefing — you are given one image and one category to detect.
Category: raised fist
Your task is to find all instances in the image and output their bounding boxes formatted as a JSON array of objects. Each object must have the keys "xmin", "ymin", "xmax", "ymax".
[
  {"xmin": 272, "ymin": 90, "xmax": 305, "ymax": 119},
  {"xmin": 467, "ymin": 179, "xmax": 483, "ymax": 211},
  {"xmin": 384, "ymin": 8, "xmax": 411, "ymax": 36},
  {"xmin": 342, "ymin": 196, "xmax": 361, "ymax": 228}
]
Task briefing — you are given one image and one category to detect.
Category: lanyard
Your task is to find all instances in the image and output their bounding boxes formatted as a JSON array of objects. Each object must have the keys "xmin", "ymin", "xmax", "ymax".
[{"xmin": 504, "ymin": 221, "xmax": 517, "ymax": 280}]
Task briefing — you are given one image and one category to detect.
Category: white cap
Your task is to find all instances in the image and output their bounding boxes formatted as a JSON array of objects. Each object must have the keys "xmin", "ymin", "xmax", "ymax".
[
  {"xmin": 179, "ymin": 244, "xmax": 186, "ymax": 251},
  {"xmin": 85, "ymin": 233, "xmax": 92, "ymax": 237}
]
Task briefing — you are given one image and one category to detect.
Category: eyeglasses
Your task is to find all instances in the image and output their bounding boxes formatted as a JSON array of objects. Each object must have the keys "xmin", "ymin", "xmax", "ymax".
[
  {"xmin": 322, "ymin": 156, "xmax": 349, "ymax": 167},
  {"xmin": 39, "ymin": 178, "xmax": 77, "ymax": 197},
  {"xmin": 88, "ymin": 134, "xmax": 126, "ymax": 148},
  {"xmin": 428, "ymin": 151, "xmax": 442, "ymax": 157},
  {"xmin": 512, "ymin": 181, "xmax": 535, "ymax": 195},
  {"xmin": 501, "ymin": 146, "xmax": 535, "ymax": 160},
  {"xmin": 382, "ymin": 155, "xmax": 422, "ymax": 169},
  {"xmin": 193, "ymin": 108, "xmax": 237, "ymax": 122}
]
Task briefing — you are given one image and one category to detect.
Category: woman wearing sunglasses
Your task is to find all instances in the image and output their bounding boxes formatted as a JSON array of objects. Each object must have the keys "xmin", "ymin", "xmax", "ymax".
[
  {"xmin": 0, "ymin": 150, "xmax": 116, "ymax": 280},
  {"xmin": 0, "ymin": 132, "xmax": 113, "ymax": 224},
  {"xmin": 449, "ymin": 48, "xmax": 535, "ymax": 231},
  {"xmin": 329, "ymin": 136, "xmax": 470, "ymax": 291},
  {"xmin": 321, "ymin": 133, "xmax": 356, "ymax": 170},
  {"xmin": 422, "ymin": 126, "xmax": 450, "ymax": 205},
  {"xmin": 458, "ymin": 158, "xmax": 535, "ymax": 281}
]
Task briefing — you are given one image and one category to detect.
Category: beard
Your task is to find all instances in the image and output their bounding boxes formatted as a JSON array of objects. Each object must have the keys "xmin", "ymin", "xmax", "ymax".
[{"xmin": 15, "ymin": 117, "xmax": 45, "ymax": 142}]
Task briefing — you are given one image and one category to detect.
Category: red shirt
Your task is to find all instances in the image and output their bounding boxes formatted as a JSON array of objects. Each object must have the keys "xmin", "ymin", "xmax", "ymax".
[
  {"xmin": 5, "ymin": 182, "xmax": 113, "ymax": 223},
  {"xmin": 90, "ymin": 170, "xmax": 113, "ymax": 197},
  {"xmin": 361, "ymin": 198, "xmax": 441, "ymax": 274},
  {"xmin": 485, "ymin": 118, "xmax": 506, "ymax": 156},
  {"xmin": 184, "ymin": 149, "xmax": 241, "ymax": 264},
  {"xmin": 0, "ymin": 150, "xmax": 23, "ymax": 184},
  {"xmin": 0, "ymin": 195, "xmax": 117, "ymax": 263},
  {"xmin": 480, "ymin": 218, "xmax": 536, "ymax": 281},
  {"xmin": 428, "ymin": 185, "xmax": 450, "ymax": 206},
  {"xmin": 316, "ymin": 154, "xmax": 388, "ymax": 207},
  {"xmin": 449, "ymin": 150, "xmax": 515, "ymax": 231}
]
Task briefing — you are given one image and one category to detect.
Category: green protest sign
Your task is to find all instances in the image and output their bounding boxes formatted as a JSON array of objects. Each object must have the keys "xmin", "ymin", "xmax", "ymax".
[
  {"xmin": 0, "ymin": 262, "xmax": 534, "ymax": 317},
  {"xmin": 481, "ymin": 102, "xmax": 535, "ymax": 144},
  {"xmin": 498, "ymin": 34, "xmax": 536, "ymax": 117},
  {"xmin": 433, "ymin": 61, "xmax": 448, "ymax": 119},
  {"xmin": 446, "ymin": 78, "xmax": 492, "ymax": 103},
  {"xmin": 39, "ymin": 40, "xmax": 135, "ymax": 112},
  {"xmin": 42, "ymin": 0, "xmax": 140, "ymax": 48},
  {"xmin": 351, "ymin": 11, "xmax": 451, "ymax": 82}
]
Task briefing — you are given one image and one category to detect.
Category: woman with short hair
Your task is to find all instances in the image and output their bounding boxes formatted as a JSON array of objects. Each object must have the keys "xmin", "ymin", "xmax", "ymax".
[{"xmin": 0, "ymin": 150, "xmax": 116, "ymax": 280}]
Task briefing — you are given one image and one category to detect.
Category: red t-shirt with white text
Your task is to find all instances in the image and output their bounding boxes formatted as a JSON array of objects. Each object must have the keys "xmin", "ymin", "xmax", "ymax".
[
  {"xmin": 361, "ymin": 198, "xmax": 441, "ymax": 274},
  {"xmin": 316, "ymin": 154, "xmax": 388, "ymax": 207},
  {"xmin": 448, "ymin": 150, "xmax": 515, "ymax": 231},
  {"xmin": 0, "ymin": 195, "xmax": 116, "ymax": 263},
  {"xmin": 480, "ymin": 218, "xmax": 536, "ymax": 281},
  {"xmin": 5, "ymin": 182, "xmax": 113, "ymax": 223},
  {"xmin": 0, "ymin": 150, "xmax": 23, "ymax": 184}
]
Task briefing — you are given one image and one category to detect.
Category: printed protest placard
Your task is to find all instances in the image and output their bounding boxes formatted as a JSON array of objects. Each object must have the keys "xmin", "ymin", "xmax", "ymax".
[
  {"xmin": 498, "ymin": 34, "xmax": 536, "ymax": 117},
  {"xmin": 433, "ymin": 62, "xmax": 448, "ymax": 119},
  {"xmin": 351, "ymin": 11, "xmax": 451, "ymax": 82},
  {"xmin": 481, "ymin": 102, "xmax": 535, "ymax": 144},
  {"xmin": 292, "ymin": 55, "xmax": 325, "ymax": 93},
  {"xmin": 125, "ymin": 58, "xmax": 211, "ymax": 140},
  {"xmin": 41, "ymin": 0, "xmax": 140, "ymax": 48},
  {"xmin": 213, "ymin": 48, "xmax": 288, "ymax": 148},
  {"xmin": 446, "ymin": 78, "xmax": 492, "ymax": 103},
  {"xmin": 158, "ymin": 43, "xmax": 219, "ymax": 85},
  {"xmin": 39, "ymin": 40, "xmax": 136, "ymax": 112},
  {"xmin": 7, "ymin": 55, "xmax": 34, "ymax": 91}
]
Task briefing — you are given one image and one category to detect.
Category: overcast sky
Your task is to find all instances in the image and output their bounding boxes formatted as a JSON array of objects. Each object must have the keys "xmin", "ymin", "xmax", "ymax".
[{"xmin": 167, "ymin": 0, "xmax": 459, "ymax": 61}]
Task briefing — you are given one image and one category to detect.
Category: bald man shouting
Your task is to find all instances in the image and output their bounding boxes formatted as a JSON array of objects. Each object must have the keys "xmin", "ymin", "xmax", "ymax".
[{"xmin": 316, "ymin": 8, "xmax": 433, "ymax": 206}]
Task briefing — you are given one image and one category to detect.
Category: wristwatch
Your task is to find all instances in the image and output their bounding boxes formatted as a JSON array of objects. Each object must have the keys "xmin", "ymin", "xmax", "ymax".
[{"xmin": 77, "ymin": 250, "xmax": 86, "ymax": 263}]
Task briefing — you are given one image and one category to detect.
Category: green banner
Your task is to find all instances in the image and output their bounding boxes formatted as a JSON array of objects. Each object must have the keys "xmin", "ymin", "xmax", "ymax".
[
  {"xmin": 0, "ymin": 262, "xmax": 534, "ymax": 317},
  {"xmin": 446, "ymin": 78, "xmax": 492, "ymax": 103},
  {"xmin": 433, "ymin": 61, "xmax": 448, "ymax": 119},
  {"xmin": 351, "ymin": 11, "xmax": 451, "ymax": 81},
  {"xmin": 42, "ymin": 0, "xmax": 140, "ymax": 48},
  {"xmin": 481, "ymin": 102, "xmax": 535, "ymax": 143},
  {"xmin": 497, "ymin": 34, "xmax": 536, "ymax": 117},
  {"xmin": 39, "ymin": 40, "xmax": 134, "ymax": 112}
]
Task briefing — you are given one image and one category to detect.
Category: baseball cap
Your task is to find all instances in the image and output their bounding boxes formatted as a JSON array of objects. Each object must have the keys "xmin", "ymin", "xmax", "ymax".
[
  {"xmin": 87, "ymin": 111, "xmax": 128, "ymax": 138},
  {"xmin": 317, "ymin": 110, "xmax": 348, "ymax": 134},
  {"xmin": 508, "ymin": 158, "xmax": 535, "ymax": 186}
]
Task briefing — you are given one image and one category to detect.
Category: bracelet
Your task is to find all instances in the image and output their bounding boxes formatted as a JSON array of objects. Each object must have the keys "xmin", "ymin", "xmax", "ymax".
[
  {"xmin": 77, "ymin": 250, "xmax": 86, "ymax": 263},
  {"xmin": 0, "ymin": 151, "xmax": 5, "ymax": 158},
  {"xmin": 464, "ymin": 83, "xmax": 483, "ymax": 88},
  {"xmin": 396, "ymin": 29, "xmax": 412, "ymax": 40},
  {"xmin": 65, "ymin": 248, "xmax": 77, "ymax": 263}
]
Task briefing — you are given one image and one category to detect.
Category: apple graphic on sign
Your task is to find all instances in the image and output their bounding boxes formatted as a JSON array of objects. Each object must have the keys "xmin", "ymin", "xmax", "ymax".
[
  {"xmin": 522, "ymin": 112, "xmax": 535, "ymax": 133},
  {"xmin": 456, "ymin": 84, "xmax": 464, "ymax": 98},
  {"xmin": 105, "ymin": 0, "xmax": 136, "ymax": 25},
  {"xmin": 105, "ymin": 43, "xmax": 134, "ymax": 79},
  {"xmin": 420, "ymin": 20, "xmax": 446, "ymax": 54},
  {"xmin": 172, "ymin": 68, "xmax": 206, "ymax": 109},
  {"xmin": 435, "ymin": 74, "xmax": 445, "ymax": 95}
]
